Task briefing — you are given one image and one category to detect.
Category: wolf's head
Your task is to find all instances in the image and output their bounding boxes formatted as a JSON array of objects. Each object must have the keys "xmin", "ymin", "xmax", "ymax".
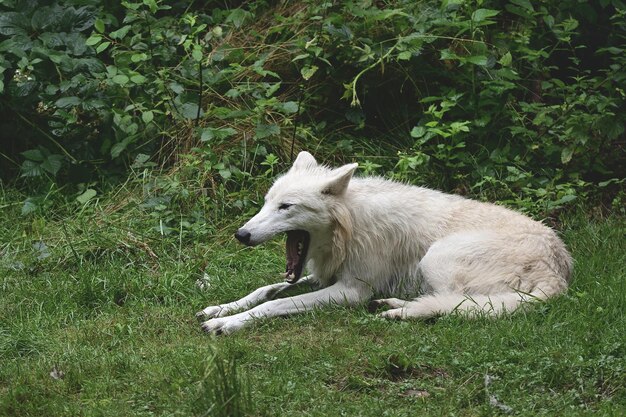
[{"xmin": 235, "ymin": 151, "xmax": 357, "ymax": 283}]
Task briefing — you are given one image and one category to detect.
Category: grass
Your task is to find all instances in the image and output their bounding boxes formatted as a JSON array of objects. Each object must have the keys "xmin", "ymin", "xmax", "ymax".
[{"xmin": 0, "ymin": 189, "xmax": 624, "ymax": 416}]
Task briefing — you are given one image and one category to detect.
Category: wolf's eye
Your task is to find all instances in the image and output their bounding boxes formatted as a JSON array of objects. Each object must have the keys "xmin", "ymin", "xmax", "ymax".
[{"xmin": 278, "ymin": 203, "xmax": 293, "ymax": 210}]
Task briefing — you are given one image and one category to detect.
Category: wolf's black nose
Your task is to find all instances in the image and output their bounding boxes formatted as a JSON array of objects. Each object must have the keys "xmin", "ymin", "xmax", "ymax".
[{"xmin": 235, "ymin": 229, "xmax": 251, "ymax": 245}]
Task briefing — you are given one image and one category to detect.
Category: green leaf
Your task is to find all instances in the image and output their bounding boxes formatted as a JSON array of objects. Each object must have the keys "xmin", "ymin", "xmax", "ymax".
[
  {"xmin": 94, "ymin": 19, "xmax": 105, "ymax": 33},
  {"xmin": 76, "ymin": 189, "xmax": 97, "ymax": 204},
  {"xmin": 131, "ymin": 153, "xmax": 152, "ymax": 168},
  {"xmin": 192, "ymin": 46, "xmax": 203, "ymax": 62},
  {"xmin": 372, "ymin": 9, "xmax": 410, "ymax": 21},
  {"xmin": 169, "ymin": 82, "xmax": 184, "ymax": 95},
  {"xmin": 31, "ymin": 6, "xmax": 63, "ymax": 31},
  {"xmin": 561, "ymin": 147, "xmax": 574, "ymax": 164},
  {"xmin": 440, "ymin": 49, "xmax": 458, "ymax": 60},
  {"xmin": 281, "ymin": 101, "xmax": 299, "ymax": 114},
  {"xmin": 397, "ymin": 51, "xmax": 412, "ymax": 61},
  {"xmin": 345, "ymin": 108, "xmax": 365, "ymax": 126},
  {"xmin": 142, "ymin": 111, "xmax": 154, "ymax": 124},
  {"xmin": 499, "ymin": 52, "xmax": 512, "ymax": 67},
  {"xmin": 301, "ymin": 65, "xmax": 318, "ymax": 80},
  {"xmin": 20, "ymin": 160, "xmax": 45, "ymax": 177},
  {"xmin": 112, "ymin": 74, "xmax": 129, "ymax": 85},
  {"xmin": 143, "ymin": 0, "xmax": 158, "ymax": 14},
  {"xmin": 41, "ymin": 154, "xmax": 63, "ymax": 175},
  {"xmin": 96, "ymin": 41, "xmax": 111, "ymax": 53},
  {"xmin": 55, "ymin": 96, "xmax": 81, "ymax": 108},
  {"xmin": 254, "ymin": 124, "xmax": 280, "ymax": 139},
  {"xmin": 86, "ymin": 34, "xmax": 102, "ymax": 46},
  {"xmin": 265, "ymin": 82, "xmax": 281, "ymax": 97},
  {"xmin": 465, "ymin": 55, "xmax": 488, "ymax": 66},
  {"xmin": 21, "ymin": 149, "xmax": 44, "ymax": 162},
  {"xmin": 106, "ymin": 65, "xmax": 118, "ymax": 77},
  {"xmin": 509, "ymin": 0, "xmax": 534, "ymax": 11},
  {"xmin": 0, "ymin": 12, "xmax": 29, "ymax": 36},
  {"xmin": 325, "ymin": 23, "xmax": 353, "ymax": 41},
  {"xmin": 554, "ymin": 194, "xmax": 577, "ymax": 205},
  {"xmin": 226, "ymin": 9, "xmax": 252, "ymax": 28},
  {"xmin": 179, "ymin": 102, "xmax": 202, "ymax": 119},
  {"xmin": 131, "ymin": 53, "xmax": 148, "ymax": 63},
  {"xmin": 200, "ymin": 127, "xmax": 237, "ymax": 142},
  {"xmin": 252, "ymin": 62, "xmax": 279, "ymax": 78},
  {"xmin": 598, "ymin": 178, "xmax": 622, "ymax": 187},
  {"xmin": 410, "ymin": 126, "xmax": 426, "ymax": 138},
  {"xmin": 110, "ymin": 25, "xmax": 131, "ymax": 40},
  {"xmin": 130, "ymin": 74, "xmax": 147, "ymax": 84},
  {"xmin": 46, "ymin": 51, "xmax": 65, "ymax": 64},
  {"xmin": 471, "ymin": 9, "xmax": 499, "ymax": 23},
  {"xmin": 543, "ymin": 15, "xmax": 554, "ymax": 28},
  {"xmin": 111, "ymin": 136, "xmax": 134, "ymax": 158},
  {"xmin": 65, "ymin": 6, "xmax": 97, "ymax": 32}
]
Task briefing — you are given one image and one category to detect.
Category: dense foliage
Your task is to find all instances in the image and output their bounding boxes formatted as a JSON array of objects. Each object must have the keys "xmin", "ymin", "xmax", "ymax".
[{"xmin": 1, "ymin": 0, "xmax": 624, "ymax": 216}]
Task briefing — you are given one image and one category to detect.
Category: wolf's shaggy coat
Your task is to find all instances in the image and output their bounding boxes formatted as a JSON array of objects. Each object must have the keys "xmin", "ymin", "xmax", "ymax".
[{"xmin": 198, "ymin": 152, "xmax": 572, "ymax": 334}]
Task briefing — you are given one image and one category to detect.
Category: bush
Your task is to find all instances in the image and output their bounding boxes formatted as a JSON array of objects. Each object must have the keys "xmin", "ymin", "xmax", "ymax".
[{"xmin": 1, "ymin": 0, "xmax": 624, "ymax": 215}]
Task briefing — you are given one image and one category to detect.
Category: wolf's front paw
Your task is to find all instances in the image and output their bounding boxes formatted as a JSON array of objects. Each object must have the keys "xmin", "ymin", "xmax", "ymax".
[
  {"xmin": 195, "ymin": 305, "xmax": 225, "ymax": 321},
  {"xmin": 200, "ymin": 317, "xmax": 245, "ymax": 335},
  {"xmin": 378, "ymin": 308, "xmax": 405, "ymax": 320}
]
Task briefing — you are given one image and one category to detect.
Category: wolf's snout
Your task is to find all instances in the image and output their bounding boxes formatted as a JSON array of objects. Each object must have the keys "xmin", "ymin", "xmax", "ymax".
[{"xmin": 235, "ymin": 228, "xmax": 252, "ymax": 245}]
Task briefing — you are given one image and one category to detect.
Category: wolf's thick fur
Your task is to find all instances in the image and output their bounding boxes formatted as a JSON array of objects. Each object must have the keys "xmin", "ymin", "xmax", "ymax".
[{"xmin": 198, "ymin": 152, "xmax": 572, "ymax": 334}]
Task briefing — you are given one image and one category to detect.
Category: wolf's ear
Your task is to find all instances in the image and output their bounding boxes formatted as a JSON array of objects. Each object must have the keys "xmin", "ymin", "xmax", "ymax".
[
  {"xmin": 322, "ymin": 163, "xmax": 358, "ymax": 196},
  {"xmin": 291, "ymin": 151, "xmax": 317, "ymax": 171}
]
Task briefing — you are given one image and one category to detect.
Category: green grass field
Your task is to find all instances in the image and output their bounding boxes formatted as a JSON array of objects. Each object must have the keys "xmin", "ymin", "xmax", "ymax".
[{"xmin": 1, "ymin": 193, "xmax": 624, "ymax": 416}]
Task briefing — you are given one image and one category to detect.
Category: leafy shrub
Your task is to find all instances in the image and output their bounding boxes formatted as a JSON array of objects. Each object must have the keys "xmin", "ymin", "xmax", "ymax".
[
  {"xmin": 303, "ymin": 0, "xmax": 626, "ymax": 213},
  {"xmin": 1, "ymin": 0, "xmax": 624, "ymax": 216}
]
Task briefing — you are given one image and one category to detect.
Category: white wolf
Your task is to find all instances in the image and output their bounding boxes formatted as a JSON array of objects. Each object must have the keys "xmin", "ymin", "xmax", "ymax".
[{"xmin": 198, "ymin": 151, "xmax": 572, "ymax": 335}]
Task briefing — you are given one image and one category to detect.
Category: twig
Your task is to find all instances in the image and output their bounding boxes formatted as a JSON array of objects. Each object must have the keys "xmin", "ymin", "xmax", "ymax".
[
  {"xmin": 196, "ymin": 35, "xmax": 203, "ymax": 126},
  {"xmin": 126, "ymin": 231, "xmax": 159, "ymax": 261},
  {"xmin": 350, "ymin": 45, "xmax": 397, "ymax": 107},
  {"xmin": 13, "ymin": 111, "xmax": 77, "ymax": 162},
  {"xmin": 61, "ymin": 221, "xmax": 82, "ymax": 266},
  {"xmin": 290, "ymin": 84, "xmax": 304, "ymax": 162}
]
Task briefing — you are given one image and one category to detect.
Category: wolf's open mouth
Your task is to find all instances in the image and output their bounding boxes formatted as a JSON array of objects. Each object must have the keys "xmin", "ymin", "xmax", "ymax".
[{"xmin": 285, "ymin": 230, "xmax": 310, "ymax": 284}]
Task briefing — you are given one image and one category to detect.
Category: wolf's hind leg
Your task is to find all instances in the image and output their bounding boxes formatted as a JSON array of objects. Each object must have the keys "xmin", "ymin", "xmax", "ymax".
[
  {"xmin": 376, "ymin": 296, "xmax": 448, "ymax": 320},
  {"xmin": 378, "ymin": 292, "xmax": 540, "ymax": 320},
  {"xmin": 196, "ymin": 275, "xmax": 316, "ymax": 320}
]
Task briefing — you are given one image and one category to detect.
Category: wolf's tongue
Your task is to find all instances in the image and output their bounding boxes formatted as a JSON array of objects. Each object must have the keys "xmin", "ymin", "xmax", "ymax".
[{"xmin": 285, "ymin": 230, "xmax": 308, "ymax": 283}]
